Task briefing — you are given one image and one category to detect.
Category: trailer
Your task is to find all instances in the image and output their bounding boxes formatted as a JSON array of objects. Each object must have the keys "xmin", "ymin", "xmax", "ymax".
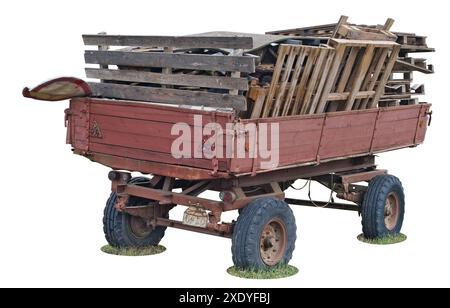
[{"xmin": 23, "ymin": 17, "xmax": 433, "ymax": 269}]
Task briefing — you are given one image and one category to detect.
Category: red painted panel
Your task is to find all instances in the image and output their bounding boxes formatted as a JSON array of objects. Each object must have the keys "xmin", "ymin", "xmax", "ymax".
[
  {"xmin": 317, "ymin": 112, "xmax": 376, "ymax": 159},
  {"xmin": 372, "ymin": 118, "xmax": 418, "ymax": 151},
  {"xmin": 67, "ymin": 98, "xmax": 431, "ymax": 179},
  {"xmin": 90, "ymin": 143, "xmax": 228, "ymax": 171}
]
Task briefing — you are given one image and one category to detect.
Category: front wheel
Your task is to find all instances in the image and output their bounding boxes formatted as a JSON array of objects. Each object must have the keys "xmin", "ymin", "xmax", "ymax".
[
  {"xmin": 361, "ymin": 175, "xmax": 405, "ymax": 239},
  {"xmin": 232, "ymin": 198, "xmax": 296, "ymax": 269},
  {"xmin": 103, "ymin": 177, "xmax": 167, "ymax": 247}
]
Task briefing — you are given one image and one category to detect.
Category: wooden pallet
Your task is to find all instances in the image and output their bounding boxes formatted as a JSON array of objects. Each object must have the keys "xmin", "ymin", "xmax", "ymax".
[
  {"xmin": 259, "ymin": 38, "xmax": 400, "ymax": 117},
  {"xmin": 83, "ymin": 34, "xmax": 255, "ymax": 111}
]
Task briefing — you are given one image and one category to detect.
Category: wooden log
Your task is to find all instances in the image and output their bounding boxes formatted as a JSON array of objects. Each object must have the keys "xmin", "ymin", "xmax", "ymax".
[
  {"xmin": 85, "ymin": 68, "xmax": 248, "ymax": 91},
  {"xmin": 85, "ymin": 50, "xmax": 256, "ymax": 73},
  {"xmin": 83, "ymin": 35, "xmax": 253, "ymax": 49},
  {"xmin": 88, "ymin": 82, "xmax": 247, "ymax": 110}
]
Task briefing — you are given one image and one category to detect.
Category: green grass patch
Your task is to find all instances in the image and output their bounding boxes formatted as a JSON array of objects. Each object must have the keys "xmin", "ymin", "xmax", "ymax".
[
  {"xmin": 226, "ymin": 264, "xmax": 298, "ymax": 279},
  {"xmin": 100, "ymin": 245, "xmax": 166, "ymax": 256},
  {"xmin": 357, "ymin": 233, "xmax": 407, "ymax": 245}
]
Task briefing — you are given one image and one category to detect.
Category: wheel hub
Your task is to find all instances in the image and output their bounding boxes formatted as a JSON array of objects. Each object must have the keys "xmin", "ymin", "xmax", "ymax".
[
  {"xmin": 129, "ymin": 215, "xmax": 153, "ymax": 239},
  {"xmin": 260, "ymin": 218, "xmax": 287, "ymax": 266},
  {"xmin": 384, "ymin": 192, "xmax": 399, "ymax": 231}
]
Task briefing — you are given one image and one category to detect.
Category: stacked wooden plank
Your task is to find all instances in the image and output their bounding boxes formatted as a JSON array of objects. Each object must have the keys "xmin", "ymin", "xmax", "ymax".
[
  {"xmin": 266, "ymin": 16, "xmax": 435, "ymax": 109},
  {"xmin": 84, "ymin": 16, "xmax": 433, "ymax": 119},
  {"xmin": 83, "ymin": 34, "xmax": 255, "ymax": 111}
]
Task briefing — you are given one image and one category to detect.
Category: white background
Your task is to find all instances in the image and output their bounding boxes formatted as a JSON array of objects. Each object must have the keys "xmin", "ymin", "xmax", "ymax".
[{"xmin": 1, "ymin": 0, "xmax": 448, "ymax": 288}]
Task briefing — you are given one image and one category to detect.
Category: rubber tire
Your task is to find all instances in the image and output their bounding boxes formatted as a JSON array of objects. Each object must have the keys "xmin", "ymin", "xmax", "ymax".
[
  {"xmin": 232, "ymin": 198, "xmax": 296, "ymax": 269},
  {"xmin": 361, "ymin": 174, "xmax": 405, "ymax": 239},
  {"xmin": 103, "ymin": 177, "xmax": 167, "ymax": 247}
]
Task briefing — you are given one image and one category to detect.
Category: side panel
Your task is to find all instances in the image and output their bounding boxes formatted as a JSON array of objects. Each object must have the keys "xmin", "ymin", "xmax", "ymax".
[
  {"xmin": 235, "ymin": 104, "xmax": 430, "ymax": 174},
  {"xmin": 69, "ymin": 98, "xmax": 232, "ymax": 173}
]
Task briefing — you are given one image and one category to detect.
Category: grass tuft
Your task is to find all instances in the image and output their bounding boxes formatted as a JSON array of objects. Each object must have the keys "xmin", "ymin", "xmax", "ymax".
[
  {"xmin": 357, "ymin": 233, "xmax": 407, "ymax": 245},
  {"xmin": 226, "ymin": 264, "xmax": 298, "ymax": 279},
  {"xmin": 100, "ymin": 245, "xmax": 166, "ymax": 256}
]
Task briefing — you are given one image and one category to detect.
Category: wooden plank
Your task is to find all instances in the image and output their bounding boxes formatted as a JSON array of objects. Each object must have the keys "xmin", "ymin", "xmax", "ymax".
[
  {"xmin": 281, "ymin": 47, "xmax": 308, "ymax": 116},
  {"xmin": 308, "ymin": 49, "xmax": 335, "ymax": 114},
  {"xmin": 368, "ymin": 45, "xmax": 401, "ymax": 108},
  {"xmin": 327, "ymin": 91, "xmax": 375, "ymax": 101},
  {"xmin": 262, "ymin": 46, "xmax": 289, "ymax": 117},
  {"xmin": 272, "ymin": 46, "xmax": 296, "ymax": 116},
  {"xmin": 359, "ymin": 48, "xmax": 389, "ymax": 109},
  {"xmin": 330, "ymin": 15, "xmax": 349, "ymax": 39},
  {"xmin": 250, "ymin": 88, "xmax": 267, "ymax": 119},
  {"xmin": 336, "ymin": 47, "xmax": 360, "ymax": 93},
  {"xmin": 85, "ymin": 50, "xmax": 256, "ymax": 73},
  {"xmin": 97, "ymin": 32, "xmax": 109, "ymax": 82},
  {"xmin": 353, "ymin": 48, "xmax": 383, "ymax": 110},
  {"xmin": 83, "ymin": 35, "xmax": 253, "ymax": 49},
  {"xmin": 383, "ymin": 18, "xmax": 395, "ymax": 31},
  {"xmin": 315, "ymin": 44, "xmax": 347, "ymax": 113},
  {"xmin": 330, "ymin": 39, "xmax": 399, "ymax": 48},
  {"xmin": 88, "ymin": 82, "xmax": 247, "ymax": 110},
  {"xmin": 301, "ymin": 48, "xmax": 328, "ymax": 114},
  {"xmin": 344, "ymin": 45, "xmax": 375, "ymax": 111},
  {"xmin": 292, "ymin": 48, "xmax": 318, "ymax": 114},
  {"xmin": 85, "ymin": 68, "xmax": 248, "ymax": 91},
  {"xmin": 229, "ymin": 71, "xmax": 241, "ymax": 95},
  {"xmin": 162, "ymin": 47, "xmax": 173, "ymax": 89}
]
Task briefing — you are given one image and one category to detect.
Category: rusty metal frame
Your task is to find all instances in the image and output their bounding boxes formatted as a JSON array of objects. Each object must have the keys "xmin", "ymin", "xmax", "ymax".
[{"xmin": 107, "ymin": 155, "xmax": 385, "ymax": 238}]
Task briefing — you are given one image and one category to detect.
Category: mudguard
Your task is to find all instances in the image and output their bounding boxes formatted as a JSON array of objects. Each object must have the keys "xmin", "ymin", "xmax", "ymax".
[{"xmin": 22, "ymin": 77, "xmax": 91, "ymax": 101}]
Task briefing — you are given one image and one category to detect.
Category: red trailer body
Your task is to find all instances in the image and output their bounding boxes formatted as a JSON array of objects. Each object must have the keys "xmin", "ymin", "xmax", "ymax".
[{"xmin": 67, "ymin": 97, "xmax": 430, "ymax": 180}]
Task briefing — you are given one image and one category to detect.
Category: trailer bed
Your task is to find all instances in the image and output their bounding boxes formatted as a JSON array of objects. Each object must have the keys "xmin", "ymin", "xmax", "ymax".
[{"xmin": 67, "ymin": 97, "xmax": 430, "ymax": 180}]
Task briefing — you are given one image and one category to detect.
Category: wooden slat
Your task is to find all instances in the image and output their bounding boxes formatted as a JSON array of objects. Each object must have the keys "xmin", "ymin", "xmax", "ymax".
[
  {"xmin": 344, "ymin": 45, "xmax": 375, "ymax": 111},
  {"xmin": 301, "ymin": 49, "xmax": 328, "ymax": 114},
  {"xmin": 83, "ymin": 35, "xmax": 253, "ymax": 49},
  {"xmin": 315, "ymin": 44, "xmax": 347, "ymax": 113},
  {"xmin": 281, "ymin": 47, "xmax": 308, "ymax": 116},
  {"xmin": 89, "ymin": 82, "xmax": 247, "ymax": 111},
  {"xmin": 292, "ymin": 48, "xmax": 318, "ymax": 114},
  {"xmin": 368, "ymin": 45, "xmax": 401, "ymax": 108},
  {"xmin": 85, "ymin": 50, "xmax": 256, "ymax": 73},
  {"xmin": 328, "ymin": 91, "xmax": 375, "ymax": 101},
  {"xmin": 330, "ymin": 39, "xmax": 399, "ymax": 48},
  {"xmin": 353, "ymin": 48, "xmax": 383, "ymax": 110},
  {"xmin": 336, "ymin": 47, "xmax": 360, "ymax": 93},
  {"xmin": 272, "ymin": 46, "xmax": 296, "ymax": 116},
  {"xmin": 262, "ymin": 46, "xmax": 289, "ymax": 117},
  {"xmin": 359, "ymin": 48, "xmax": 389, "ymax": 109},
  {"xmin": 250, "ymin": 88, "xmax": 267, "ymax": 119},
  {"xmin": 85, "ymin": 68, "xmax": 248, "ymax": 91},
  {"xmin": 308, "ymin": 49, "xmax": 335, "ymax": 114}
]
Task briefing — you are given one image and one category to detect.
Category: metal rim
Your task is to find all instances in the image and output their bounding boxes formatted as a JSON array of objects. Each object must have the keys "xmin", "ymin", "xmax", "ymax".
[
  {"xmin": 384, "ymin": 192, "xmax": 399, "ymax": 231},
  {"xmin": 128, "ymin": 215, "xmax": 152, "ymax": 239},
  {"xmin": 259, "ymin": 218, "xmax": 287, "ymax": 266}
]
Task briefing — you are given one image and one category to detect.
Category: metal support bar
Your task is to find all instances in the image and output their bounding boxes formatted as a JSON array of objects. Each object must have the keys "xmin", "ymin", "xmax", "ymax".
[
  {"xmin": 234, "ymin": 155, "xmax": 376, "ymax": 188},
  {"xmin": 119, "ymin": 184, "xmax": 224, "ymax": 218},
  {"xmin": 285, "ymin": 198, "xmax": 360, "ymax": 211},
  {"xmin": 155, "ymin": 218, "xmax": 232, "ymax": 238}
]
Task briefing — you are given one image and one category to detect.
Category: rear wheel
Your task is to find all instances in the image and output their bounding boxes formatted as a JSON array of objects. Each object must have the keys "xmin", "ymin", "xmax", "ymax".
[
  {"xmin": 232, "ymin": 198, "xmax": 296, "ymax": 269},
  {"xmin": 103, "ymin": 177, "xmax": 167, "ymax": 247},
  {"xmin": 361, "ymin": 175, "xmax": 405, "ymax": 239}
]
